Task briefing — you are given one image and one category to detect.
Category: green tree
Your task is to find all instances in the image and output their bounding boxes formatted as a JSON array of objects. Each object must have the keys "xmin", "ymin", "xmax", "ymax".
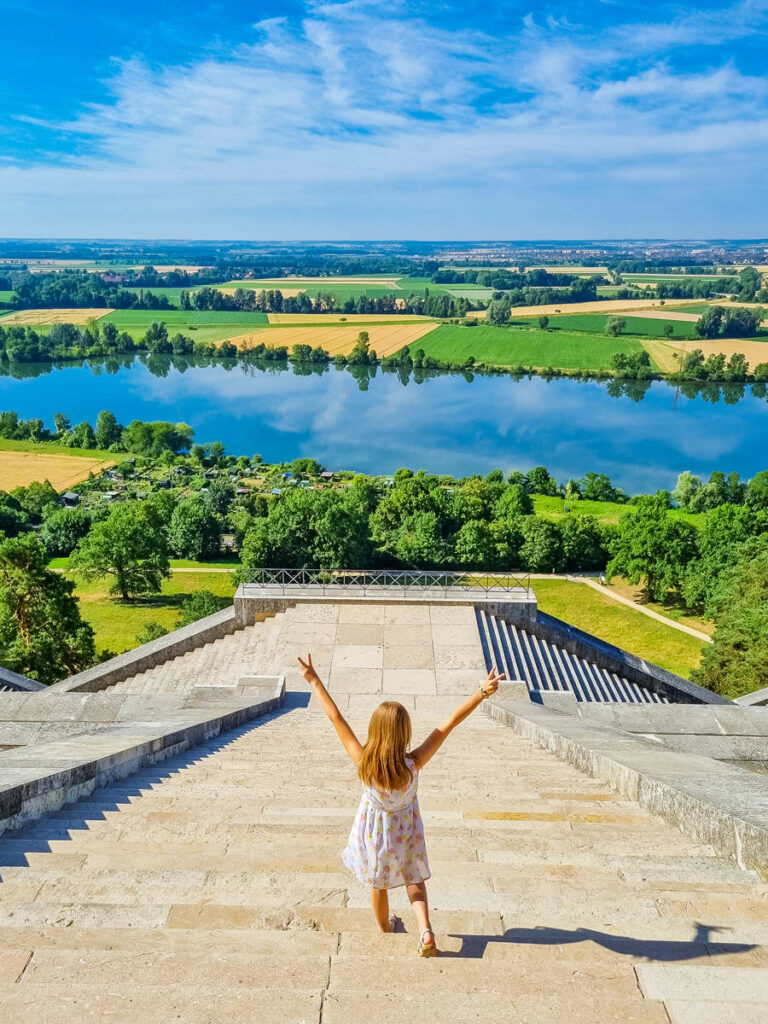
[
  {"xmin": 137, "ymin": 621, "xmax": 168, "ymax": 644},
  {"xmin": 537, "ymin": 315, "xmax": 549, "ymax": 329},
  {"xmin": 520, "ymin": 518, "xmax": 563, "ymax": 572},
  {"xmin": 560, "ymin": 514, "xmax": 607, "ymax": 571},
  {"xmin": 487, "ymin": 300, "xmax": 511, "ymax": 326},
  {"xmin": 53, "ymin": 412, "xmax": 71, "ymax": 436},
  {"xmin": 71, "ymin": 420, "xmax": 97, "ymax": 449},
  {"xmin": 604, "ymin": 316, "xmax": 626, "ymax": 337},
  {"xmin": 681, "ymin": 504, "xmax": 764, "ymax": 612},
  {"xmin": 672, "ymin": 471, "xmax": 702, "ymax": 510},
  {"xmin": 205, "ymin": 478, "xmax": 236, "ymax": 516},
  {"xmin": 454, "ymin": 519, "xmax": 497, "ymax": 568},
  {"xmin": 695, "ymin": 306, "xmax": 725, "ymax": 338},
  {"xmin": 176, "ymin": 590, "xmax": 224, "ymax": 627},
  {"xmin": 168, "ymin": 496, "xmax": 221, "ymax": 560},
  {"xmin": 526, "ymin": 466, "xmax": 558, "ymax": 496},
  {"xmin": 39, "ymin": 505, "xmax": 91, "ymax": 556},
  {"xmin": 0, "ymin": 533, "xmax": 95, "ymax": 684},
  {"xmin": 10, "ymin": 480, "xmax": 59, "ymax": 522},
  {"xmin": 71, "ymin": 503, "xmax": 170, "ymax": 600},
  {"xmin": 692, "ymin": 539, "xmax": 768, "ymax": 698},
  {"xmin": 95, "ymin": 410, "xmax": 122, "ymax": 449},
  {"xmin": 606, "ymin": 495, "xmax": 698, "ymax": 601},
  {"xmin": 494, "ymin": 484, "xmax": 533, "ymax": 518}
]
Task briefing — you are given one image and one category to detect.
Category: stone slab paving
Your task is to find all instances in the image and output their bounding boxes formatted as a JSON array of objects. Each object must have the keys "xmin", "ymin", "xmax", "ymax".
[{"xmin": 1, "ymin": 603, "xmax": 767, "ymax": 1020}]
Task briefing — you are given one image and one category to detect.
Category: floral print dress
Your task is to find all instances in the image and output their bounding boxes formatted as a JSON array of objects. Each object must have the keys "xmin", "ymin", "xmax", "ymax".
[{"xmin": 342, "ymin": 756, "xmax": 431, "ymax": 889}]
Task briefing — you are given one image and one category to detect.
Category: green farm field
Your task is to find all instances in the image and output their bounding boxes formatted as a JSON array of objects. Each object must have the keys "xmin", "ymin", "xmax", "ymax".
[
  {"xmin": 104, "ymin": 308, "xmax": 269, "ymax": 343},
  {"xmin": 401, "ymin": 323, "xmax": 649, "ymax": 370},
  {"xmin": 532, "ymin": 313, "xmax": 701, "ymax": 339}
]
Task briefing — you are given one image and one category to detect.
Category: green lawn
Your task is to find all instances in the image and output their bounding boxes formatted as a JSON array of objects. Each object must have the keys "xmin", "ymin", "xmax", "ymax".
[
  {"xmin": 406, "ymin": 323, "xmax": 646, "ymax": 371},
  {"xmin": 532, "ymin": 579, "xmax": 705, "ymax": 679},
  {"xmin": 65, "ymin": 571, "xmax": 237, "ymax": 653}
]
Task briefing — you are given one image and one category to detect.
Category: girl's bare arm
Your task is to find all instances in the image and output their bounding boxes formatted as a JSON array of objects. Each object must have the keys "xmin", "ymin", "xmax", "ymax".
[
  {"xmin": 298, "ymin": 653, "xmax": 363, "ymax": 764},
  {"xmin": 410, "ymin": 666, "xmax": 504, "ymax": 769}
]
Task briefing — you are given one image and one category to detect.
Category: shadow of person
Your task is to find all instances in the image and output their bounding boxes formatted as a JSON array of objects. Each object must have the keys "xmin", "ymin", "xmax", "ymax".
[{"xmin": 441, "ymin": 923, "xmax": 755, "ymax": 961}]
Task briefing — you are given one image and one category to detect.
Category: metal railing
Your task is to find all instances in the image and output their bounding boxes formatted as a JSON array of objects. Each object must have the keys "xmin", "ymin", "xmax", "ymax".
[{"xmin": 240, "ymin": 568, "xmax": 531, "ymax": 597}]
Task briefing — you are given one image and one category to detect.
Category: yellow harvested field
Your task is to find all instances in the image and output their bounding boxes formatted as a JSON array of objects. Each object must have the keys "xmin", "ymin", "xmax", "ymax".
[
  {"xmin": 267, "ymin": 313, "xmax": 432, "ymax": 324},
  {"xmin": 225, "ymin": 322, "xmax": 441, "ymax": 357},
  {"xmin": 0, "ymin": 308, "xmax": 114, "ymax": 325},
  {"xmin": 665, "ymin": 338, "xmax": 768, "ymax": 370},
  {"xmin": 465, "ymin": 309, "xmax": 488, "ymax": 320},
  {"xmin": 0, "ymin": 452, "xmax": 115, "ymax": 491},
  {"xmin": 512, "ymin": 298, "xmax": 701, "ymax": 318}
]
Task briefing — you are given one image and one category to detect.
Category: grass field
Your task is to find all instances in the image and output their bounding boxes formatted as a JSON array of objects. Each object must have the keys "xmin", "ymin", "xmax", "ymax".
[
  {"xmin": 532, "ymin": 494, "xmax": 704, "ymax": 528},
  {"xmin": 399, "ymin": 323, "xmax": 648, "ymax": 370},
  {"xmin": 532, "ymin": 579, "xmax": 705, "ymax": 678},
  {"xmin": 228, "ymin": 321, "xmax": 441, "ymax": 356},
  {"xmin": 537, "ymin": 313, "xmax": 701, "ymax": 339},
  {"xmin": 65, "ymin": 571, "xmax": 236, "ymax": 653}
]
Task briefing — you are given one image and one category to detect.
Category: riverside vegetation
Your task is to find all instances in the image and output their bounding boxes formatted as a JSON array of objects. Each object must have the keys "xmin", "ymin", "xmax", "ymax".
[{"xmin": 0, "ymin": 408, "xmax": 767, "ymax": 698}]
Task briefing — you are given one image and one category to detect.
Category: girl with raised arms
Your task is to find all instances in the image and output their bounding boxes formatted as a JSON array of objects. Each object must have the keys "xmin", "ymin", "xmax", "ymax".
[{"xmin": 297, "ymin": 652, "xmax": 504, "ymax": 957}]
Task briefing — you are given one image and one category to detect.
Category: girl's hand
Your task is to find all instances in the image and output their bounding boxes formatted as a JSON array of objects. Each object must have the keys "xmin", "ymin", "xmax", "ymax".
[
  {"xmin": 479, "ymin": 666, "xmax": 505, "ymax": 699},
  {"xmin": 297, "ymin": 652, "xmax": 322, "ymax": 685}
]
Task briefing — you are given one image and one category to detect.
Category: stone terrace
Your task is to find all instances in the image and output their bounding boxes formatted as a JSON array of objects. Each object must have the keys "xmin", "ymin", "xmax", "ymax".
[{"xmin": 1, "ymin": 600, "xmax": 768, "ymax": 1022}]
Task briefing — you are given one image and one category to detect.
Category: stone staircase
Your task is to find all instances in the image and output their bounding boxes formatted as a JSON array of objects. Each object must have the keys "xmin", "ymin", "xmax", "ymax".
[
  {"xmin": 2, "ymin": 601, "xmax": 768, "ymax": 1021},
  {"xmin": 109, "ymin": 610, "xmax": 290, "ymax": 695}
]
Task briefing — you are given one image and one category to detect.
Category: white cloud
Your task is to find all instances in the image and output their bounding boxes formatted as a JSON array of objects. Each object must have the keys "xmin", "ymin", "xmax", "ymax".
[{"xmin": 1, "ymin": 0, "xmax": 767, "ymax": 236}]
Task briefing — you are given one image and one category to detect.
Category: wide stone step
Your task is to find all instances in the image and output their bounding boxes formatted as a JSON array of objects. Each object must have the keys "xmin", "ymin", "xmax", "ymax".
[
  {"xmin": 16, "ymin": 946, "xmax": 331, "ymax": 990},
  {"xmin": 0, "ymin": 981, "xmax": 323, "ymax": 1024},
  {"xmin": 0, "ymin": 924, "xmax": 338, "ymax": 954}
]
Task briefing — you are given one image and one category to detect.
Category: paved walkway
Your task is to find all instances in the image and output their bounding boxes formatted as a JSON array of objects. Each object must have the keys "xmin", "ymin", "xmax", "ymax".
[{"xmin": 1, "ymin": 603, "xmax": 765, "ymax": 1021}]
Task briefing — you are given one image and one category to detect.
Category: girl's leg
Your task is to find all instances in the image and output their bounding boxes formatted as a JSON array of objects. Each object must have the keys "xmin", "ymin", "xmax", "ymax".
[
  {"xmin": 406, "ymin": 881, "xmax": 434, "ymax": 945},
  {"xmin": 370, "ymin": 887, "xmax": 391, "ymax": 932}
]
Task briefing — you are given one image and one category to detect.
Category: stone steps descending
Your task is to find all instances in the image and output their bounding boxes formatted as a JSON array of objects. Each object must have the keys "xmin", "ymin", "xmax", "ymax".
[{"xmin": 2, "ymin": 601, "xmax": 767, "ymax": 1021}]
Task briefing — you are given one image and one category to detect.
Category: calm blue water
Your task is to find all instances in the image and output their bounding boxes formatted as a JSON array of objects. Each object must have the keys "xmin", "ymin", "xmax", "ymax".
[{"xmin": 1, "ymin": 356, "xmax": 767, "ymax": 492}]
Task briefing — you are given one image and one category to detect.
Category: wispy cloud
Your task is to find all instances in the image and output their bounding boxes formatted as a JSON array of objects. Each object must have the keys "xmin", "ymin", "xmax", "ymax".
[{"xmin": 1, "ymin": 0, "xmax": 767, "ymax": 236}]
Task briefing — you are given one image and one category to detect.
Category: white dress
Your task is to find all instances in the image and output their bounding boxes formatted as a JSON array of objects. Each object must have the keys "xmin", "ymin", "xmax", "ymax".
[{"xmin": 342, "ymin": 756, "xmax": 431, "ymax": 889}]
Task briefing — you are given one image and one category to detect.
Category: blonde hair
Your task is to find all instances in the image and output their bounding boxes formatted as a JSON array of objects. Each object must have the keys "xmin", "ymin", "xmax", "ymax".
[{"xmin": 357, "ymin": 701, "xmax": 413, "ymax": 791}]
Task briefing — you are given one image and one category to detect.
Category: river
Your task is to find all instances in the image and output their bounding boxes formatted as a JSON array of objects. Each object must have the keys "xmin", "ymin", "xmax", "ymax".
[{"xmin": 0, "ymin": 355, "xmax": 766, "ymax": 491}]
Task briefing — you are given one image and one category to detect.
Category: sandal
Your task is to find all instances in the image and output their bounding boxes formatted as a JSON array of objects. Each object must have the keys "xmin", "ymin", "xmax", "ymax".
[{"xmin": 418, "ymin": 928, "xmax": 437, "ymax": 957}]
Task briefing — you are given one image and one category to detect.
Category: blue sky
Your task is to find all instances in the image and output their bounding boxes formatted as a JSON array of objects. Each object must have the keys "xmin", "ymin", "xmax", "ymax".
[{"xmin": 1, "ymin": 0, "xmax": 767, "ymax": 239}]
